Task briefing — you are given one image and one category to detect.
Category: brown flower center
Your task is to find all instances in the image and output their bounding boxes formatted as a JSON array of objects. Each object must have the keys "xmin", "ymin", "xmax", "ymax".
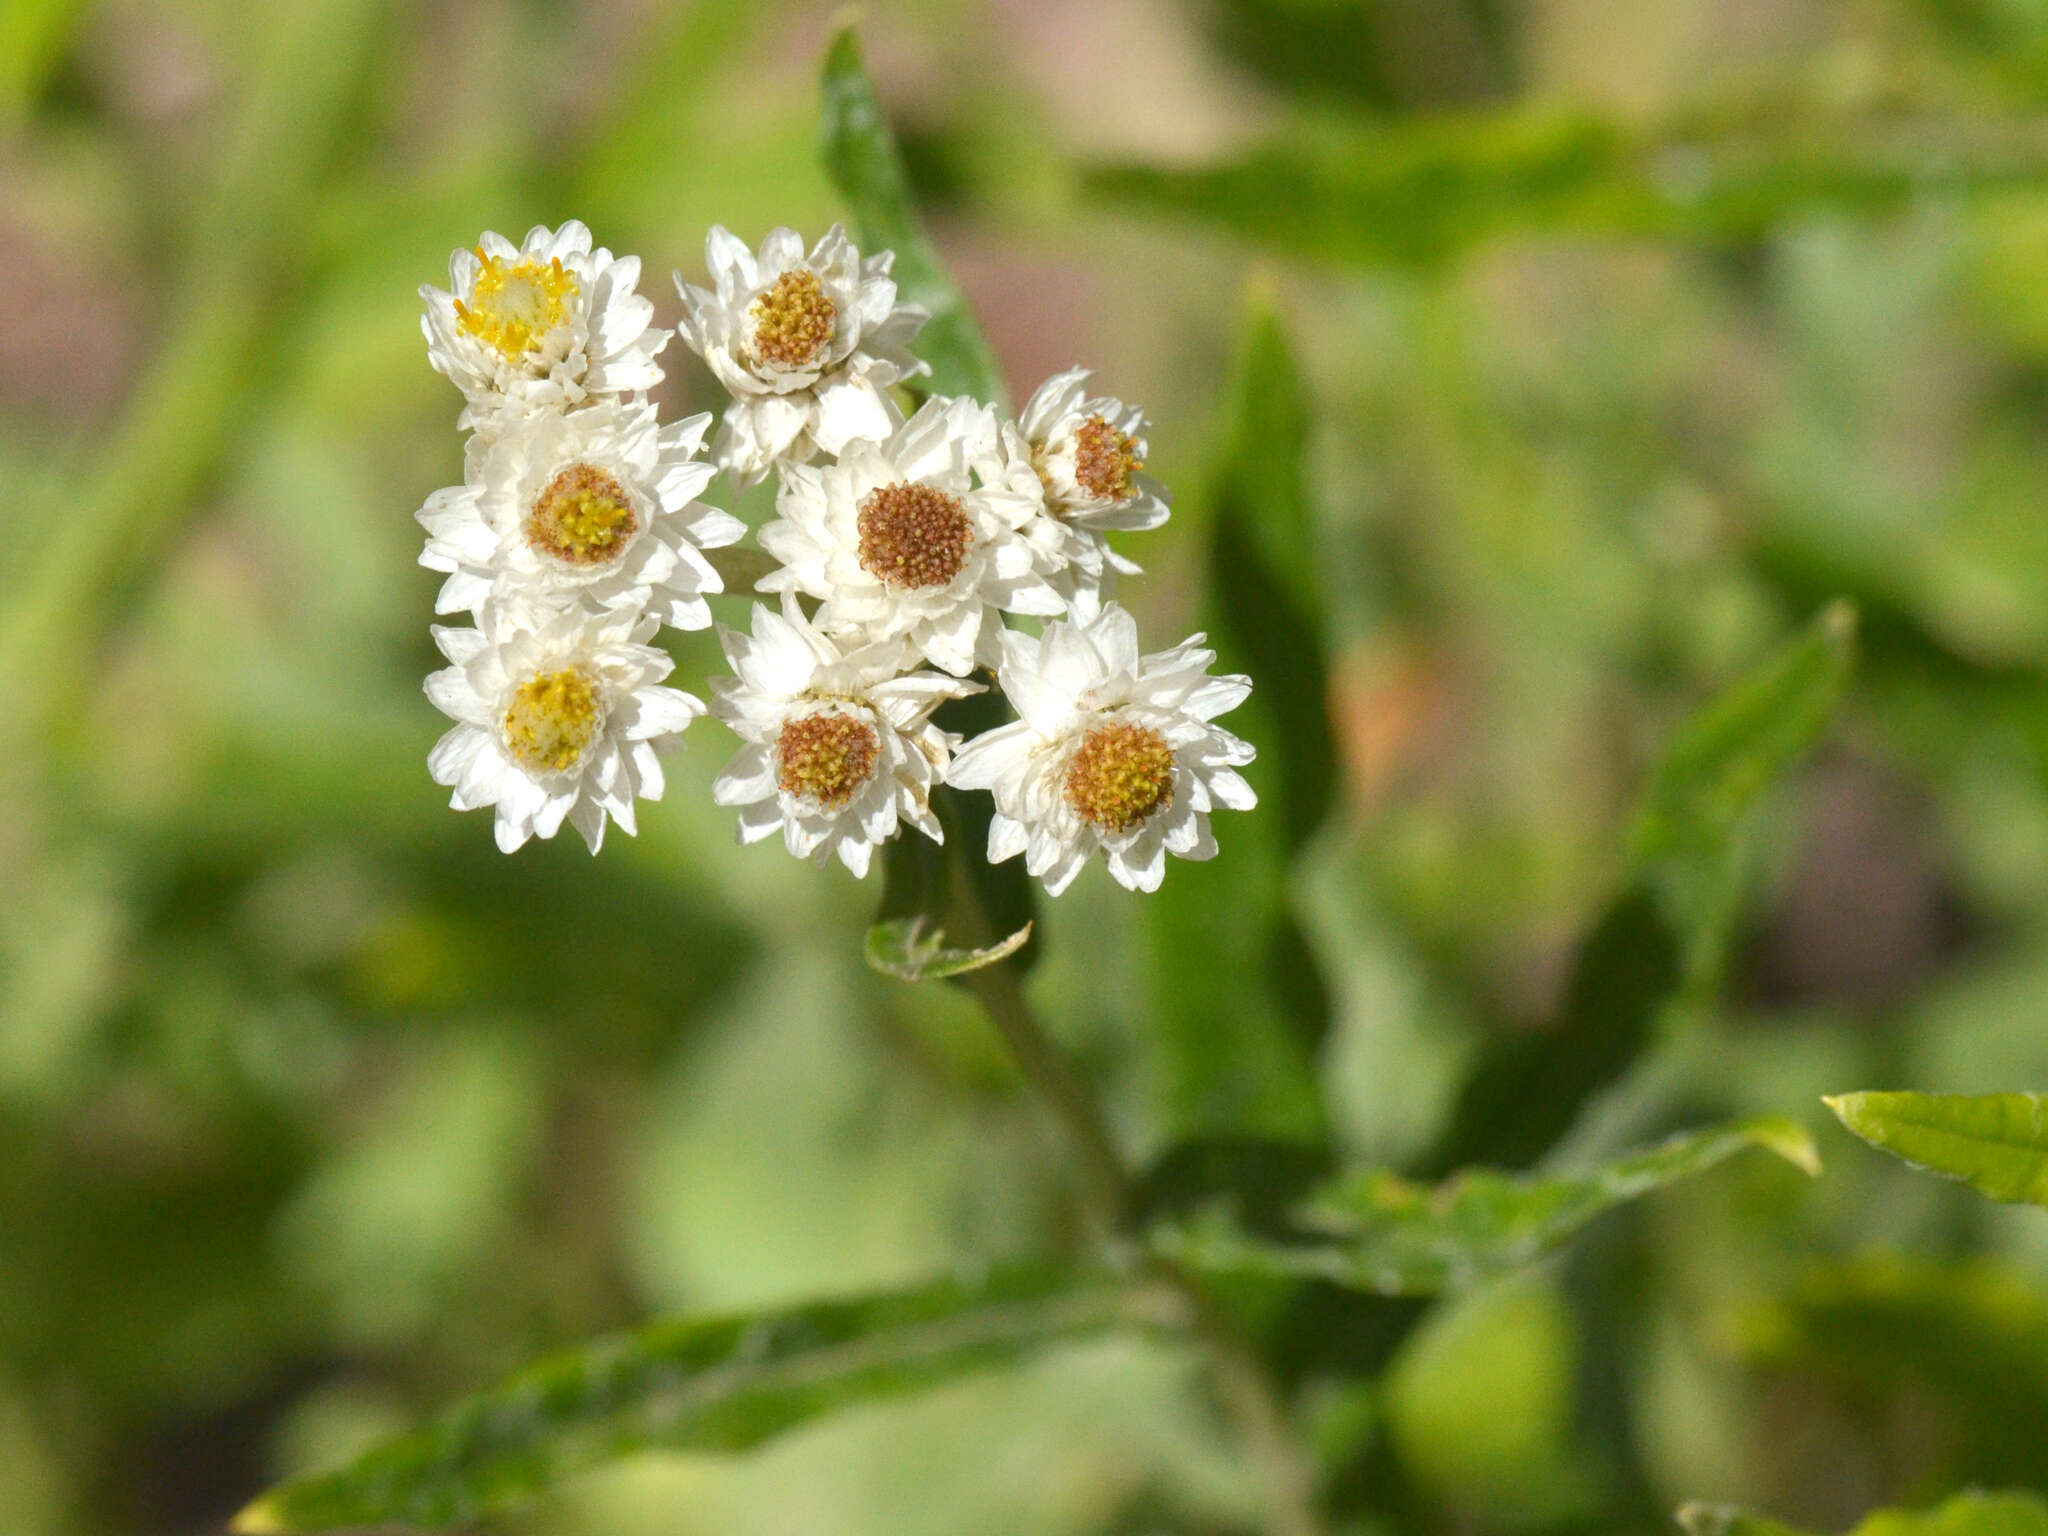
[
  {"xmin": 503, "ymin": 668, "xmax": 603, "ymax": 774},
  {"xmin": 526, "ymin": 462, "xmax": 638, "ymax": 566},
  {"xmin": 776, "ymin": 711, "xmax": 881, "ymax": 809},
  {"xmin": 1072, "ymin": 414, "xmax": 1143, "ymax": 502},
  {"xmin": 856, "ymin": 482, "xmax": 973, "ymax": 589},
  {"xmin": 748, "ymin": 269, "xmax": 837, "ymax": 370},
  {"xmin": 1064, "ymin": 720, "xmax": 1175, "ymax": 833}
]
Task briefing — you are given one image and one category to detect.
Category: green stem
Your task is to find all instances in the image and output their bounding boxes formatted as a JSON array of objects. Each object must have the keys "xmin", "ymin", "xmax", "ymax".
[{"xmin": 958, "ymin": 938, "xmax": 1327, "ymax": 1536}]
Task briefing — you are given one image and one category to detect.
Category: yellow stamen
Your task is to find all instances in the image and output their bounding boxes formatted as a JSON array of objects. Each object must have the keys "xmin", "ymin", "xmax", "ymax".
[
  {"xmin": 776, "ymin": 711, "xmax": 880, "ymax": 808},
  {"xmin": 748, "ymin": 268, "xmax": 837, "ymax": 370},
  {"xmin": 1064, "ymin": 720, "xmax": 1175, "ymax": 833},
  {"xmin": 454, "ymin": 250, "xmax": 579, "ymax": 363},
  {"xmin": 526, "ymin": 462, "xmax": 637, "ymax": 566},
  {"xmin": 1072, "ymin": 415, "xmax": 1143, "ymax": 503},
  {"xmin": 503, "ymin": 668, "xmax": 602, "ymax": 774}
]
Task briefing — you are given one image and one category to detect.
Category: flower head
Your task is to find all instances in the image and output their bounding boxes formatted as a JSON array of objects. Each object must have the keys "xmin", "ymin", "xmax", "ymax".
[
  {"xmin": 709, "ymin": 601, "xmax": 981, "ymax": 876},
  {"xmin": 758, "ymin": 396, "xmax": 1064, "ymax": 676},
  {"xmin": 675, "ymin": 224, "xmax": 929, "ymax": 484},
  {"xmin": 421, "ymin": 222, "xmax": 668, "ymax": 434},
  {"xmin": 418, "ymin": 400, "xmax": 743, "ymax": 629},
  {"xmin": 425, "ymin": 604, "xmax": 705, "ymax": 853},
  {"xmin": 947, "ymin": 603, "xmax": 1255, "ymax": 895},
  {"xmin": 1012, "ymin": 369, "xmax": 1171, "ymax": 603}
]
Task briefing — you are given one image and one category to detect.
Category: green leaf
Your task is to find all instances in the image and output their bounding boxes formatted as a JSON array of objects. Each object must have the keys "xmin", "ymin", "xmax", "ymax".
[
  {"xmin": 866, "ymin": 916, "xmax": 1034, "ymax": 982},
  {"xmin": 1087, "ymin": 105, "xmax": 2048, "ymax": 270},
  {"xmin": 1434, "ymin": 884, "xmax": 1682, "ymax": 1171},
  {"xmin": 1679, "ymin": 1491, "xmax": 2048, "ymax": 1536},
  {"xmin": 1434, "ymin": 605, "xmax": 1855, "ymax": 1171},
  {"xmin": 868, "ymin": 689, "xmax": 1041, "ymax": 980},
  {"xmin": 819, "ymin": 25, "xmax": 1005, "ymax": 402},
  {"xmin": 1629, "ymin": 599, "xmax": 1859, "ymax": 903},
  {"xmin": 1158, "ymin": 1119, "xmax": 1818, "ymax": 1297},
  {"xmin": 1141, "ymin": 293, "xmax": 1331, "ymax": 1151},
  {"xmin": 1826, "ymin": 1091, "xmax": 2048, "ymax": 1207},
  {"xmin": 233, "ymin": 1267, "xmax": 1153, "ymax": 1532}
]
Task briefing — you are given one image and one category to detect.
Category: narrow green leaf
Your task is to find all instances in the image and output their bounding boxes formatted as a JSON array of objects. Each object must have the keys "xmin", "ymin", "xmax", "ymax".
[
  {"xmin": 234, "ymin": 1267, "xmax": 1152, "ymax": 1533},
  {"xmin": 819, "ymin": 25, "xmax": 1005, "ymax": 403},
  {"xmin": 1434, "ymin": 605, "xmax": 1855, "ymax": 1171},
  {"xmin": 1629, "ymin": 600, "xmax": 1858, "ymax": 876},
  {"xmin": 1680, "ymin": 1492, "xmax": 2048, "ymax": 1536},
  {"xmin": 1435, "ymin": 884, "xmax": 1682, "ymax": 1171},
  {"xmin": 866, "ymin": 916, "xmax": 1034, "ymax": 982},
  {"xmin": 1826, "ymin": 1091, "xmax": 2048, "ymax": 1207},
  {"xmin": 1141, "ymin": 293, "xmax": 1331, "ymax": 1151},
  {"xmin": 1087, "ymin": 106, "xmax": 2048, "ymax": 270},
  {"xmin": 1159, "ymin": 1119, "xmax": 1818, "ymax": 1297}
]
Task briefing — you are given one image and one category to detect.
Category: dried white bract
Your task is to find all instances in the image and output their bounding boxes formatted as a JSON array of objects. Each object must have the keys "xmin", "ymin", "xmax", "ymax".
[
  {"xmin": 709, "ymin": 602, "xmax": 981, "ymax": 876},
  {"xmin": 675, "ymin": 224, "xmax": 929, "ymax": 485},
  {"xmin": 757, "ymin": 396, "xmax": 1064, "ymax": 677},
  {"xmin": 1013, "ymin": 368, "xmax": 1171, "ymax": 605},
  {"xmin": 421, "ymin": 222, "xmax": 668, "ymax": 435},
  {"xmin": 947, "ymin": 603, "xmax": 1256, "ymax": 895},
  {"xmin": 417, "ymin": 401, "xmax": 743, "ymax": 629},
  {"xmin": 426, "ymin": 605, "xmax": 704, "ymax": 854}
]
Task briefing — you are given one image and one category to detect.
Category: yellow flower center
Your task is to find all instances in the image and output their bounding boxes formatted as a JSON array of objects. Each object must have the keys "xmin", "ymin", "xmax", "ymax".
[
  {"xmin": 776, "ymin": 711, "xmax": 881, "ymax": 809},
  {"xmin": 748, "ymin": 269, "xmax": 837, "ymax": 371},
  {"xmin": 526, "ymin": 462, "xmax": 638, "ymax": 566},
  {"xmin": 1064, "ymin": 720, "xmax": 1175, "ymax": 833},
  {"xmin": 1072, "ymin": 414, "xmax": 1143, "ymax": 503},
  {"xmin": 455, "ymin": 251, "xmax": 579, "ymax": 363},
  {"xmin": 856, "ymin": 482, "xmax": 973, "ymax": 590},
  {"xmin": 503, "ymin": 668, "xmax": 602, "ymax": 774}
]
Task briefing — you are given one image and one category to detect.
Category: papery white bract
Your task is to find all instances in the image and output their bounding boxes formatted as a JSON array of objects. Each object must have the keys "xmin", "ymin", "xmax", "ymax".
[
  {"xmin": 1014, "ymin": 368, "xmax": 1170, "ymax": 604},
  {"xmin": 425, "ymin": 604, "xmax": 705, "ymax": 854},
  {"xmin": 947, "ymin": 603, "xmax": 1256, "ymax": 895},
  {"xmin": 709, "ymin": 601, "xmax": 981, "ymax": 877},
  {"xmin": 421, "ymin": 222, "xmax": 669, "ymax": 435},
  {"xmin": 758, "ymin": 396, "xmax": 1064, "ymax": 676},
  {"xmin": 417, "ymin": 400, "xmax": 743, "ymax": 629},
  {"xmin": 675, "ymin": 224, "xmax": 928, "ymax": 484}
]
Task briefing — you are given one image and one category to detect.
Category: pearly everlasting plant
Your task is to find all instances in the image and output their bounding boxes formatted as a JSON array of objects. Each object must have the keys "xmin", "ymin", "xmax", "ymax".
[{"xmin": 410, "ymin": 216, "xmax": 1255, "ymax": 895}]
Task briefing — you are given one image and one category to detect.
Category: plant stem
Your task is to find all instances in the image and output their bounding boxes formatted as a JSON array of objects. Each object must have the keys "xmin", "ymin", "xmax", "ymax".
[{"xmin": 960, "ymin": 950, "xmax": 1328, "ymax": 1536}]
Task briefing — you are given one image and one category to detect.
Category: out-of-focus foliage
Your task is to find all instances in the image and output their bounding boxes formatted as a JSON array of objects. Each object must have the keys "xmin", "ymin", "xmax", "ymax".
[{"xmin": 15, "ymin": 2, "xmax": 2048, "ymax": 1536}]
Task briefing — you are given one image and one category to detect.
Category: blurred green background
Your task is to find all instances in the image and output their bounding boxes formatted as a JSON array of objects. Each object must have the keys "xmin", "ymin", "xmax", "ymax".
[{"xmin": 14, "ymin": 0, "xmax": 2048, "ymax": 1533}]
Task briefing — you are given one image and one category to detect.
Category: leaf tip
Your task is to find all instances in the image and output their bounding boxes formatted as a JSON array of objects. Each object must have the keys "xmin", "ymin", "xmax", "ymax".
[
  {"xmin": 1821, "ymin": 1092, "xmax": 1869, "ymax": 1136},
  {"xmin": 230, "ymin": 1498, "xmax": 285, "ymax": 1535},
  {"xmin": 1818, "ymin": 599, "xmax": 1857, "ymax": 642},
  {"xmin": 1760, "ymin": 1120, "xmax": 1823, "ymax": 1178}
]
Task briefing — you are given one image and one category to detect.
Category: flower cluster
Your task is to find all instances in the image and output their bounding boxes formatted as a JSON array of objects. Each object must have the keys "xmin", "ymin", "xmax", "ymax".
[{"xmin": 417, "ymin": 220, "xmax": 1255, "ymax": 894}]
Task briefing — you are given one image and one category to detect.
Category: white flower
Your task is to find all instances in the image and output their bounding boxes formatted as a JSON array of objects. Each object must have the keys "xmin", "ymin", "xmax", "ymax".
[
  {"xmin": 947, "ymin": 603, "xmax": 1256, "ymax": 895},
  {"xmin": 708, "ymin": 601, "xmax": 981, "ymax": 877},
  {"xmin": 1012, "ymin": 368, "xmax": 1171, "ymax": 602},
  {"xmin": 417, "ymin": 400, "xmax": 743, "ymax": 630},
  {"xmin": 421, "ymin": 221, "xmax": 668, "ymax": 434},
  {"xmin": 758, "ymin": 396, "xmax": 1064, "ymax": 676},
  {"xmin": 425, "ymin": 604, "xmax": 704, "ymax": 854},
  {"xmin": 675, "ymin": 224, "xmax": 929, "ymax": 484}
]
